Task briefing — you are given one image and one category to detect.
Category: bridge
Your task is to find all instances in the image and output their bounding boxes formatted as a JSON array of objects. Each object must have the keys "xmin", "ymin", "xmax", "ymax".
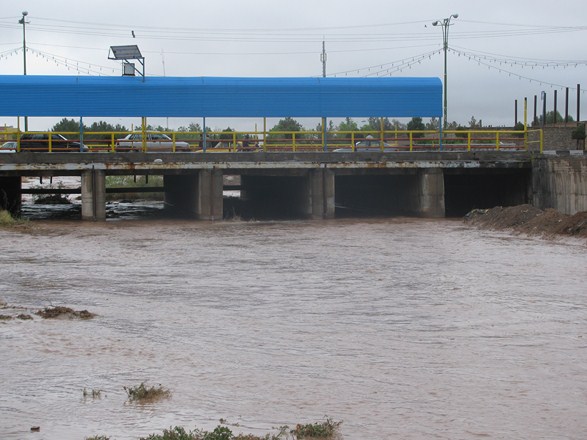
[
  {"xmin": 0, "ymin": 75, "xmax": 584, "ymax": 220},
  {"xmin": 0, "ymin": 147, "xmax": 539, "ymax": 221}
]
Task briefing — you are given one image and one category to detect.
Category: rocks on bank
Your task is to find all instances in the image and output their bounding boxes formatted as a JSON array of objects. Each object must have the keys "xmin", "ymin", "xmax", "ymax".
[{"xmin": 464, "ymin": 204, "xmax": 587, "ymax": 239}]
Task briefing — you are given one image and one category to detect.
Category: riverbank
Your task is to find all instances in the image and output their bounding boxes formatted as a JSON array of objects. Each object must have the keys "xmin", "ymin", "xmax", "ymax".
[{"xmin": 464, "ymin": 204, "xmax": 587, "ymax": 239}]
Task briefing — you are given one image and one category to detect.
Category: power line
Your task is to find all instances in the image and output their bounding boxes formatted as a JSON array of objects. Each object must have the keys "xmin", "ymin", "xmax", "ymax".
[
  {"xmin": 328, "ymin": 49, "xmax": 442, "ymax": 77},
  {"xmin": 449, "ymin": 47, "xmax": 587, "ymax": 92}
]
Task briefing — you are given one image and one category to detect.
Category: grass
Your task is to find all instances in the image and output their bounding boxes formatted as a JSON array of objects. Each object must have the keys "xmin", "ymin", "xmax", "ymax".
[
  {"xmin": 124, "ymin": 382, "xmax": 172, "ymax": 403},
  {"xmin": 0, "ymin": 209, "xmax": 28, "ymax": 227}
]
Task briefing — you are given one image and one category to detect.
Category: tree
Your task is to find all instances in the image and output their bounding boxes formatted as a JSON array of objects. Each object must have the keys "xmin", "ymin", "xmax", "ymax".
[
  {"xmin": 407, "ymin": 117, "xmax": 426, "ymax": 138},
  {"xmin": 360, "ymin": 117, "xmax": 393, "ymax": 131},
  {"xmin": 468, "ymin": 116, "xmax": 483, "ymax": 129},
  {"xmin": 425, "ymin": 117, "xmax": 439, "ymax": 130},
  {"xmin": 219, "ymin": 127, "xmax": 235, "ymax": 140},
  {"xmin": 177, "ymin": 123, "xmax": 202, "ymax": 133},
  {"xmin": 52, "ymin": 118, "xmax": 84, "ymax": 132},
  {"xmin": 268, "ymin": 117, "xmax": 303, "ymax": 141},
  {"xmin": 337, "ymin": 117, "xmax": 359, "ymax": 132},
  {"xmin": 390, "ymin": 119, "xmax": 406, "ymax": 130},
  {"xmin": 544, "ymin": 110, "xmax": 573, "ymax": 124},
  {"xmin": 572, "ymin": 123, "xmax": 585, "ymax": 150}
]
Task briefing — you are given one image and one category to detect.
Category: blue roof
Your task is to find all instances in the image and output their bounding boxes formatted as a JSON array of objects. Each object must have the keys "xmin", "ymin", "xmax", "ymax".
[{"xmin": 0, "ymin": 75, "xmax": 441, "ymax": 118}]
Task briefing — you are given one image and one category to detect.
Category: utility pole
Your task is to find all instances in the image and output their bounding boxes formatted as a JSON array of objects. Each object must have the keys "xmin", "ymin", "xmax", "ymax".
[
  {"xmin": 19, "ymin": 11, "xmax": 29, "ymax": 132},
  {"xmin": 321, "ymin": 40, "xmax": 327, "ymax": 78},
  {"xmin": 321, "ymin": 40, "xmax": 327, "ymax": 151},
  {"xmin": 432, "ymin": 13, "xmax": 458, "ymax": 130}
]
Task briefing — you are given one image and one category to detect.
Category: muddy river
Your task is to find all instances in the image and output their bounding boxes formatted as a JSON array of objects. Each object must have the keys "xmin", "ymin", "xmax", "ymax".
[{"xmin": 1, "ymin": 218, "xmax": 586, "ymax": 439}]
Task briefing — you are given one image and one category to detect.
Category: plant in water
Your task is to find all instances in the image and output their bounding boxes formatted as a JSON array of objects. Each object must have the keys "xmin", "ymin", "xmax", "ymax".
[
  {"xmin": 85, "ymin": 436, "xmax": 110, "ymax": 440},
  {"xmin": 141, "ymin": 420, "xmax": 340, "ymax": 440},
  {"xmin": 291, "ymin": 418, "xmax": 342, "ymax": 439},
  {"xmin": 83, "ymin": 388, "xmax": 102, "ymax": 399},
  {"xmin": 124, "ymin": 382, "xmax": 171, "ymax": 403},
  {"xmin": 141, "ymin": 426, "xmax": 204, "ymax": 440}
]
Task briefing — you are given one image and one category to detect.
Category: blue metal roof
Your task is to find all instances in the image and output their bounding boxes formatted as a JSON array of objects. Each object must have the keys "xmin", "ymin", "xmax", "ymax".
[{"xmin": 0, "ymin": 75, "xmax": 441, "ymax": 118}]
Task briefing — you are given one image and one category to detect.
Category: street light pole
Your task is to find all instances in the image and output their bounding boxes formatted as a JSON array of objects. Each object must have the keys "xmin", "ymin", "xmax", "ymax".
[
  {"xmin": 19, "ymin": 11, "xmax": 29, "ymax": 132},
  {"xmin": 432, "ymin": 13, "xmax": 458, "ymax": 130}
]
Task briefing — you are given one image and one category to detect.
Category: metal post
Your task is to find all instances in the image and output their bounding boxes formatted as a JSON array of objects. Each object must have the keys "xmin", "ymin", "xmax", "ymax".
[
  {"xmin": 565, "ymin": 87, "xmax": 569, "ymax": 124},
  {"xmin": 533, "ymin": 95, "xmax": 537, "ymax": 126},
  {"xmin": 541, "ymin": 91, "xmax": 546, "ymax": 127},
  {"xmin": 577, "ymin": 84, "xmax": 581, "ymax": 123},
  {"xmin": 321, "ymin": 41, "xmax": 327, "ymax": 151},
  {"xmin": 514, "ymin": 99, "xmax": 518, "ymax": 126},
  {"xmin": 321, "ymin": 40, "xmax": 327, "ymax": 78},
  {"xmin": 79, "ymin": 117, "xmax": 84, "ymax": 152},
  {"xmin": 322, "ymin": 117, "xmax": 328, "ymax": 152},
  {"xmin": 19, "ymin": 11, "xmax": 29, "ymax": 132},
  {"xmin": 203, "ymin": 117, "xmax": 207, "ymax": 152},
  {"xmin": 554, "ymin": 90, "xmax": 558, "ymax": 124},
  {"xmin": 524, "ymin": 97, "xmax": 528, "ymax": 150}
]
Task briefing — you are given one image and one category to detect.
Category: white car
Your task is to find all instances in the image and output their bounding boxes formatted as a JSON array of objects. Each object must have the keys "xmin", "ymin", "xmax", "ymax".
[
  {"xmin": 115, "ymin": 132, "xmax": 191, "ymax": 152},
  {"xmin": 0, "ymin": 141, "xmax": 16, "ymax": 153}
]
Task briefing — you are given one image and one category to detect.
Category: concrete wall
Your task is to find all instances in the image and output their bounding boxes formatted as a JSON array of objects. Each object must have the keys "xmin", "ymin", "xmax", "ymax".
[
  {"xmin": 81, "ymin": 170, "xmax": 106, "ymax": 221},
  {"xmin": 541, "ymin": 125, "xmax": 585, "ymax": 151},
  {"xmin": 533, "ymin": 155, "xmax": 587, "ymax": 215}
]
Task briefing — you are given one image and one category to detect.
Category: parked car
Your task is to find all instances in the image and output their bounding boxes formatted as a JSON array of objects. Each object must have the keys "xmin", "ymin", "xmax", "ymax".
[
  {"xmin": 115, "ymin": 132, "xmax": 191, "ymax": 152},
  {"xmin": 18, "ymin": 133, "xmax": 88, "ymax": 152},
  {"xmin": 333, "ymin": 134, "xmax": 398, "ymax": 152},
  {"xmin": 0, "ymin": 141, "xmax": 16, "ymax": 153}
]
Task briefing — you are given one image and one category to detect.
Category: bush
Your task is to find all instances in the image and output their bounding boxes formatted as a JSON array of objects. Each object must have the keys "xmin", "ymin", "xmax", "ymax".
[{"xmin": 124, "ymin": 382, "xmax": 171, "ymax": 403}]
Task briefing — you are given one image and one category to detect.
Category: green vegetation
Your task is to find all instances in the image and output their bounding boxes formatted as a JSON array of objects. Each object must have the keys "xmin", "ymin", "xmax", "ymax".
[
  {"xmin": 0, "ymin": 209, "xmax": 16, "ymax": 225},
  {"xmin": 124, "ymin": 382, "xmax": 171, "ymax": 403},
  {"xmin": 85, "ymin": 436, "xmax": 110, "ymax": 440},
  {"xmin": 83, "ymin": 388, "xmax": 102, "ymax": 399},
  {"xmin": 291, "ymin": 418, "xmax": 341, "ymax": 438},
  {"xmin": 139, "ymin": 419, "xmax": 341, "ymax": 440},
  {"xmin": 0, "ymin": 209, "xmax": 28, "ymax": 228},
  {"xmin": 36, "ymin": 306, "xmax": 95, "ymax": 319}
]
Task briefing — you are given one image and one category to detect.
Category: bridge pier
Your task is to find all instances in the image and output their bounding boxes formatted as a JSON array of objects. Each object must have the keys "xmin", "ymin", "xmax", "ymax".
[
  {"xmin": 417, "ymin": 169, "xmax": 445, "ymax": 217},
  {"xmin": 0, "ymin": 176, "xmax": 22, "ymax": 216},
  {"xmin": 164, "ymin": 170, "xmax": 223, "ymax": 220},
  {"xmin": 81, "ymin": 169, "xmax": 106, "ymax": 221},
  {"xmin": 195, "ymin": 170, "xmax": 223, "ymax": 220},
  {"xmin": 309, "ymin": 169, "xmax": 335, "ymax": 219}
]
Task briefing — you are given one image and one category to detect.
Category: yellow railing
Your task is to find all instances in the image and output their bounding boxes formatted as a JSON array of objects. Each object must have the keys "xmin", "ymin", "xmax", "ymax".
[{"xmin": 5, "ymin": 128, "xmax": 543, "ymax": 153}]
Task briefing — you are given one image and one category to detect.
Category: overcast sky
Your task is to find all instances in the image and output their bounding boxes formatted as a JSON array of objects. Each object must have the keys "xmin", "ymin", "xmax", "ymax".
[{"xmin": 1, "ymin": 0, "xmax": 586, "ymax": 131}]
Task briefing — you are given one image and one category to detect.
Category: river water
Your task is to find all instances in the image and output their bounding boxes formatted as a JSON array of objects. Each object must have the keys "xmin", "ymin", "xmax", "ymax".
[{"xmin": 1, "ymin": 218, "xmax": 586, "ymax": 439}]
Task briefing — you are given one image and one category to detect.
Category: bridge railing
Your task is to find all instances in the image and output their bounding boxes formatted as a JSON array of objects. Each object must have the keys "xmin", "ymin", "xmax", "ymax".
[{"xmin": 6, "ymin": 128, "xmax": 543, "ymax": 153}]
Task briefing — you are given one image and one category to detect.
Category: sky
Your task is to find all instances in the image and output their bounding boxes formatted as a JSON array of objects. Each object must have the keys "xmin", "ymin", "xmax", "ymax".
[{"xmin": 1, "ymin": 0, "xmax": 586, "ymax": 131}]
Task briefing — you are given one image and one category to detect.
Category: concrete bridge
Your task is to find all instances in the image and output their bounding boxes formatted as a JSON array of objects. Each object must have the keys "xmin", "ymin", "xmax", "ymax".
[{"xmin": 1, "ymin": 150, "xmax": 584, "ymax": 221}]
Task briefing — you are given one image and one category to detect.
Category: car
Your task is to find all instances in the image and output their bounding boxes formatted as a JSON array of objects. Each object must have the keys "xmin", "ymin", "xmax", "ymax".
[
  {"xmin": 0, "ymin": 141, "xmax": 16, "ymax": 153},
  {"xmin": 115, "ymin": 132, "xmax": 192, "ymax": 152},
  {"xmin": 333, "ymin": 134, "xmax": 398, "ymax": 152},
  {"xmin": 17, "ymin": 133, "xmax": 88, "ymax": 152}
]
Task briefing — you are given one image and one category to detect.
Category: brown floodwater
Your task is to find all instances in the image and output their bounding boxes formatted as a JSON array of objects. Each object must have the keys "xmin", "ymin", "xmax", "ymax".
[{"xmin": 1, "ymin": 218, "xmax": 586, "ymax": 439}]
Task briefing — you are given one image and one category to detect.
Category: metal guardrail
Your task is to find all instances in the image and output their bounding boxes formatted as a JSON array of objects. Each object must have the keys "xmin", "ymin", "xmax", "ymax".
[{"xmin": 3, "ymin": 129, "xmax": 544, "ymax": 153}]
